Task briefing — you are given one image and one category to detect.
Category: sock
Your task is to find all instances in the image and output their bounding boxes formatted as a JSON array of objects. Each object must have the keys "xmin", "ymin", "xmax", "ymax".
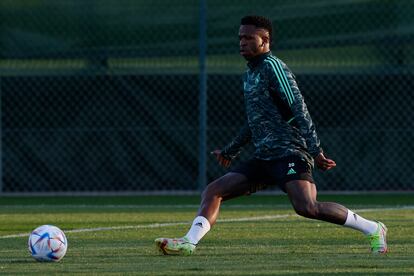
[
  {"xmin": 184, "ymin": 216, "xmax": 211, "ymax": 245},
  {"xmin": 343, "ymin": 210, "xmax": 378, "ymax": 235}
]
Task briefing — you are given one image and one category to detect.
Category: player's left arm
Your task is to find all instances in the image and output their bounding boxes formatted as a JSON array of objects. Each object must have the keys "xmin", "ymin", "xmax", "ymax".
[{"xmin": 277, "ymin": 61, "xmax": 335, "ymax": 170}]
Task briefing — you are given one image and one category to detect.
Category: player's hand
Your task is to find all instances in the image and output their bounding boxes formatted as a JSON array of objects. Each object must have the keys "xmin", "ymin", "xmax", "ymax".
[
  {"xmin": 314, "ymin": 152, "xmax": 336, "ymax": 171},
  {"xmin": 211, "ymin": 149, "xmax": 232, "ymax": 168}
]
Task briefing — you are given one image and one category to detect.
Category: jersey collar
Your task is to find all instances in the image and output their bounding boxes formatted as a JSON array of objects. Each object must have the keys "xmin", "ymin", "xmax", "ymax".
[{"xmin": 247, "ymin": 51, "xmax": 272, "ymax": 69}]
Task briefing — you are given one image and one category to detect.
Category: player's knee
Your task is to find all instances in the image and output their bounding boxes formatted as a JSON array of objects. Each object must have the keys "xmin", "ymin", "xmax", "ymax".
[{"xmin": 201, "ymin": 180, "xmax": 224, "ymax": 200}]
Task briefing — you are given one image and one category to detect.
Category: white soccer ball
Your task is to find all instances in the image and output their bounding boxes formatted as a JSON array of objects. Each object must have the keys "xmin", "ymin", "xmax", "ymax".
[{"xmin": 28, "ymin": 225, "xmax": 68, "ymax": 262}]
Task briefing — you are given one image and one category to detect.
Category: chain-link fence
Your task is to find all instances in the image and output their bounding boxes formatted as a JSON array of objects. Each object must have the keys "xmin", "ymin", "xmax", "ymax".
[{"xmin": 1, "ymin": 0, "xmax": 413, "ymax": 193}]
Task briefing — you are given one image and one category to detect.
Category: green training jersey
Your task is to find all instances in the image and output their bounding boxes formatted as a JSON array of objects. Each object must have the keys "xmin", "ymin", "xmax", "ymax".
[{"xmin": 222, "ymin": 52, "xmax": 322, "ymax": 164}]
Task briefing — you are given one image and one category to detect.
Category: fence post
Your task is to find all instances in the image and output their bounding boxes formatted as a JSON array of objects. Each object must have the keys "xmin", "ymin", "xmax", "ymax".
[
  {"xmin": 197, "ymin": 0, "xmax": 207, "ymax": 191},
  {"xmin": 0, "ymin": 76, "xmax": 2, "ymax": 194}
]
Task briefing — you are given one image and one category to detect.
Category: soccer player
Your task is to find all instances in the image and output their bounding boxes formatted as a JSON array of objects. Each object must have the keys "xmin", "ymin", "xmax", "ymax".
[{"xmin": 155, "ymin": 15, "xmax": 387, "ymax": 256}]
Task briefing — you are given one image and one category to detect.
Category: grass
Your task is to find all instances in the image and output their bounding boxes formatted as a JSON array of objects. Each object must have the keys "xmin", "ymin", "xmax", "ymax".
[
  {"xmin": 0, "ymin": 46, "xmax": 401, "ymax": 76},
  {"xmin": 0, "ymin": 194, "xmax": 413, "ymax": 275}
]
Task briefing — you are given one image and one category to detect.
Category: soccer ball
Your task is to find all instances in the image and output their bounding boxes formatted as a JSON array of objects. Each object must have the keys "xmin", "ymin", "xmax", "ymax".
[{"xmin": 28, "ymin": 225, "xmax": 68, "ymax": 262}]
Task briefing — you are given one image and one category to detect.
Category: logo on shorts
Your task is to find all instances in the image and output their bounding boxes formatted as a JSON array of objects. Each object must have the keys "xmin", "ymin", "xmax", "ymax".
[
  {"xmin": 287, "ymin": 163, "xmax": 296, "ymax": 175},
  {"xmin": 287, "ymin": 168, "xmax": 296, "ymax": 175}
]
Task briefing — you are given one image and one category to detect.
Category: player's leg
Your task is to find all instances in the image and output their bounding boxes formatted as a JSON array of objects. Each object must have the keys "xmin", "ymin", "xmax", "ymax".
[
  {"xmin": 198, "ymin": 172, "xmax": 251, "ymax": 226},
  {"xmin": 285, "ymin": 180, "xmax": 387, "ymax": 253},
  {"xmin": 155, "ymin": 172, "xmax": 253, "ymax": 255},
  {"xmin": 285, "ymin": 180, "xmax": 348, "ymax": 224},
  {"xmin": 183, "ymin": 172, "xmax": 252, "ymax": 245},
  {"xmin": 182, "ymin": 172, "xmax": 252, "ymax": 245}
]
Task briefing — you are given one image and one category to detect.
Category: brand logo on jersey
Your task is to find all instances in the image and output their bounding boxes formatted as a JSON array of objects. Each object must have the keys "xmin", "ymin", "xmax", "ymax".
[{"xmin": 288, "ymin": 163, "xmax": 295, "ymax": 168}]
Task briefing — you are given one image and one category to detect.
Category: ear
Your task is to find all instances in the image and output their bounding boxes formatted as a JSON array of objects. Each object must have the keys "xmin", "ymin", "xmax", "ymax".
[{"xmin": 261, "ymin": 36, "xmax": 270, "ymax": 45}]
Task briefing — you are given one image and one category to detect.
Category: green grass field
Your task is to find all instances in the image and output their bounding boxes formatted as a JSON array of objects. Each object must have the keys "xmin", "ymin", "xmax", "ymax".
[{"xmin": 0, "ymin": 194, "xmax": 413, "ymax": 275}]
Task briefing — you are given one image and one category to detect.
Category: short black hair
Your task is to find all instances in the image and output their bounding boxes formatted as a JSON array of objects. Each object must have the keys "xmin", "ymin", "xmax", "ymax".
[{"xmin": 241, "ymin": 15, "xmax": 273, "ymax": 45}]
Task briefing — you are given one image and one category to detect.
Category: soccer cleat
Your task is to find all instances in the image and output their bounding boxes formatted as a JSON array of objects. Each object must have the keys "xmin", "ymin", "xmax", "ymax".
[
  {"xmin": 367, "ymin": 221, "xmax": 388, "ymax": 254},
  {"xmin": 155, "ymin": 237, "xmax": 196, "ymax": 256}
]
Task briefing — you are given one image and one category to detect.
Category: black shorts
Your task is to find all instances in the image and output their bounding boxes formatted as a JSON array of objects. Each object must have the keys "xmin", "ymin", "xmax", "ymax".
[{"xmin": 229, "ymin": 155, "xmax": 314, "ymax": 193}]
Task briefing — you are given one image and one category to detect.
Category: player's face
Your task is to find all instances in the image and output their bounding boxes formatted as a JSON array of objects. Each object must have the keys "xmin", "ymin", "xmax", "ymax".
[{"xmin": 239, "ymin": 25, "xmax": 268, "ymax": 60}]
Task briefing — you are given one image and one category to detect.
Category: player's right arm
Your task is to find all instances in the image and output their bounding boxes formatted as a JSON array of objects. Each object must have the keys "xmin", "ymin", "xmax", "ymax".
[{"xmin": 212, "ymin": 122, "xmax": 252, "ymax": 167}]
